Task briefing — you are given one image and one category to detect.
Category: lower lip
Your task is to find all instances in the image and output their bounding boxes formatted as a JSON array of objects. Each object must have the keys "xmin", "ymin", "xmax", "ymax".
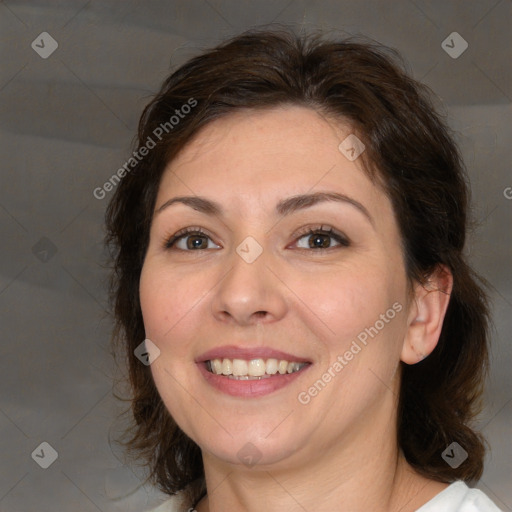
[{"xmin": 197, "ymin": 362, "xmax": 311, "ymax": 398}]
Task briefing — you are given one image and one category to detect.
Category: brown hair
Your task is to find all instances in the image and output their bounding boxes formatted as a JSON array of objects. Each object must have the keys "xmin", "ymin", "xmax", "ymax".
[{"xmin": 106, "ymin": 28, "xmax": 491, "ymax": 496}]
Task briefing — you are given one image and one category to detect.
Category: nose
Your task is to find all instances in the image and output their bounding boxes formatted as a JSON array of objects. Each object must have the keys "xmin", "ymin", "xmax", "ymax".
[{"xmin": 210, "ymin": 246, "xmax": 288, "ymax": 326}]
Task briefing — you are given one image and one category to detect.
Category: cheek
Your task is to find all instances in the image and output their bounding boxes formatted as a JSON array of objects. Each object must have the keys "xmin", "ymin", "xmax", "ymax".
[
  {"xmin": 290, "ymin": 260, "xmax": 406, "ymax": 350},
  {"xmin": 139, "ymin": 262, "xmax": 209, "ymax": 430},
  {"xmin": 293, "ymin": 266, "xmax": 408, "ymax": 410},
  {"xmin": 139, "ymin": 261, "xmax": 211, "ymax": 347}
]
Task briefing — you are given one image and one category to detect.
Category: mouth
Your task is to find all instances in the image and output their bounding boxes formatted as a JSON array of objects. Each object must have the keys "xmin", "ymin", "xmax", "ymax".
[
  {"xmin": 205, "ymin": 357, "xmax": 309, "ymax": 380},
  {"xmin": 196, "ymin": 346, "xmax": 312, "ymax": 397}
]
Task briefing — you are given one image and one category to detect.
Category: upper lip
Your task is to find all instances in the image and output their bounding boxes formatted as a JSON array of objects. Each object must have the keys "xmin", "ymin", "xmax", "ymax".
[{"xmin": 196, "ymin": 345, "xmax": 311, "ymax": 364}]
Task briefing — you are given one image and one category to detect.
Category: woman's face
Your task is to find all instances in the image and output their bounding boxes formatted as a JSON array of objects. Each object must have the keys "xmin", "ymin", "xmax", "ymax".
[{"xmin": 140, "ymin": 105, "xmax": 412, "ymax": 469}]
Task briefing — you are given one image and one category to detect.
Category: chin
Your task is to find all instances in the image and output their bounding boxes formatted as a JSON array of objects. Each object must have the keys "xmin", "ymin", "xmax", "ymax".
[{"xmin": 193, "ymin": 424, "xmax": 308, "ymax": 470}]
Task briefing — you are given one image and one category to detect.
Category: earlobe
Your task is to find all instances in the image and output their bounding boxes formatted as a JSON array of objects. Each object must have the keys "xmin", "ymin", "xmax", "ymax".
[{"xmin": 401, "ymin": 265, "xmax": 453, "ymax": 365}]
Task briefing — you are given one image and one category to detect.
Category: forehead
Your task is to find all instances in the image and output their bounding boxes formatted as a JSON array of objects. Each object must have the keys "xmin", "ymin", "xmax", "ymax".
[{"xmin": 157, "ymin": 105, "xmax": 390, "ymax": 221}]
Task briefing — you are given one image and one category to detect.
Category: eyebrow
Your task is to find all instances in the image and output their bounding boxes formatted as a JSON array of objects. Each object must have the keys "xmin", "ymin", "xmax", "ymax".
[{"xmin": 155, "ymin": 192, "xmax": 374, "ymax": 226}]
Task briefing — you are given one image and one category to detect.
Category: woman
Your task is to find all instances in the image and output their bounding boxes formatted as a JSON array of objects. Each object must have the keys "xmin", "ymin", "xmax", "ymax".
[{"xmin": 106, "ymin": 29, "xmax": 501, "ymax": 511}]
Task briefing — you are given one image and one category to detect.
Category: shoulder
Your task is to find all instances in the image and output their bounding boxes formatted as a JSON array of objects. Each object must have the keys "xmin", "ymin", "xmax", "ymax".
[{"xmin": 416, "ymin": 481, "xmax": 502, "ymax": 512}]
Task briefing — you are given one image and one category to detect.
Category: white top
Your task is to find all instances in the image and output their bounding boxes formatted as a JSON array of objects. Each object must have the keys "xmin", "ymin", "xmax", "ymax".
[
  {"xmin": 416, "ymin": 481, "xmax": 502, "ymax": 512},
  {"xmin": 148, "ymin": 480, "xmax": 502, "ymax": 511}
]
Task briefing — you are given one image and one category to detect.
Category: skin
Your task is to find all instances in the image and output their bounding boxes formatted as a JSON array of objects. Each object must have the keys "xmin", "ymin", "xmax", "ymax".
[{"xmin": 139, "ymin": 105, "xmax": 453, "ymax": 512}]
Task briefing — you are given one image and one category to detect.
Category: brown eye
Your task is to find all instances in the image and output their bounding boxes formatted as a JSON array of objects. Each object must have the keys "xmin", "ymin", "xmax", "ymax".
[
  {"xmin": 185, "ymin": 235, "xmax": 209, "ymax": 250},
  {"xmin": 308, "ymin": 233, "xmax": 332, "ymax": 248},
  {"xmin": 294, "ymin": 228, "xmax": 349, "ymax": 250},
  {"xmin": 165, "ymin": 230, "xmax": 221, "ymax": 251}
]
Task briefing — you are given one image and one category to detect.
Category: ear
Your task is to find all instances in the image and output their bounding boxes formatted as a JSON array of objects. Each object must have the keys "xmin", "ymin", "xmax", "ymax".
[{"xmin": 401, "ymin": 265, "xmax": 453, "ymax": 364}]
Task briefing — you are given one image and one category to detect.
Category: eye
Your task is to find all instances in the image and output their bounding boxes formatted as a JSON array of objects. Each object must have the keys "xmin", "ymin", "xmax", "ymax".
[
  {"xmin": 293, "ymin": 226, "xmax": 350, "ymax": 250},
  {"xmin": 165, "ymin": 228, "xmax": 221, "ymax": 251}
]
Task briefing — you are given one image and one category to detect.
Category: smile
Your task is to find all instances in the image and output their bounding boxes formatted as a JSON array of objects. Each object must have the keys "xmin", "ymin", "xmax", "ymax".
[
  {"xmin": 197, "ymin": 347, "xmax": 312, "ymax": 397},
  {"xmin": 206, "ymin": 358, "xmax": 309, "ymax": 379}
]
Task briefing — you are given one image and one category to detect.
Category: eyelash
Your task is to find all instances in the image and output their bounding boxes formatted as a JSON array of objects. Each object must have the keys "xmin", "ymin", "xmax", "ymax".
[
  {"xmin": 164, "ymin": 226, "xmax": 213, "ymax": 250},
  {"xmin": 164, "ymin": 225, "xmax": 350, "ymax": 251},
  {"xmin": 292, "ymin": 225, "xmax": 350, "ymax": 250}
]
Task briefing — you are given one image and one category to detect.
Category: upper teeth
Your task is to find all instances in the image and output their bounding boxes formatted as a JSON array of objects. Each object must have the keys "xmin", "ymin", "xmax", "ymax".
[{"xmin": 208, "ymin": 358, "xmax": 307, "ymax": 377}]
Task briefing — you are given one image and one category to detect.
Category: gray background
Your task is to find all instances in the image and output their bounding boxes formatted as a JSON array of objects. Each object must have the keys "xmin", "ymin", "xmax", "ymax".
[{"xmin": 0, "ymin": 1, "xmax": 510, "ymax": 510}]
